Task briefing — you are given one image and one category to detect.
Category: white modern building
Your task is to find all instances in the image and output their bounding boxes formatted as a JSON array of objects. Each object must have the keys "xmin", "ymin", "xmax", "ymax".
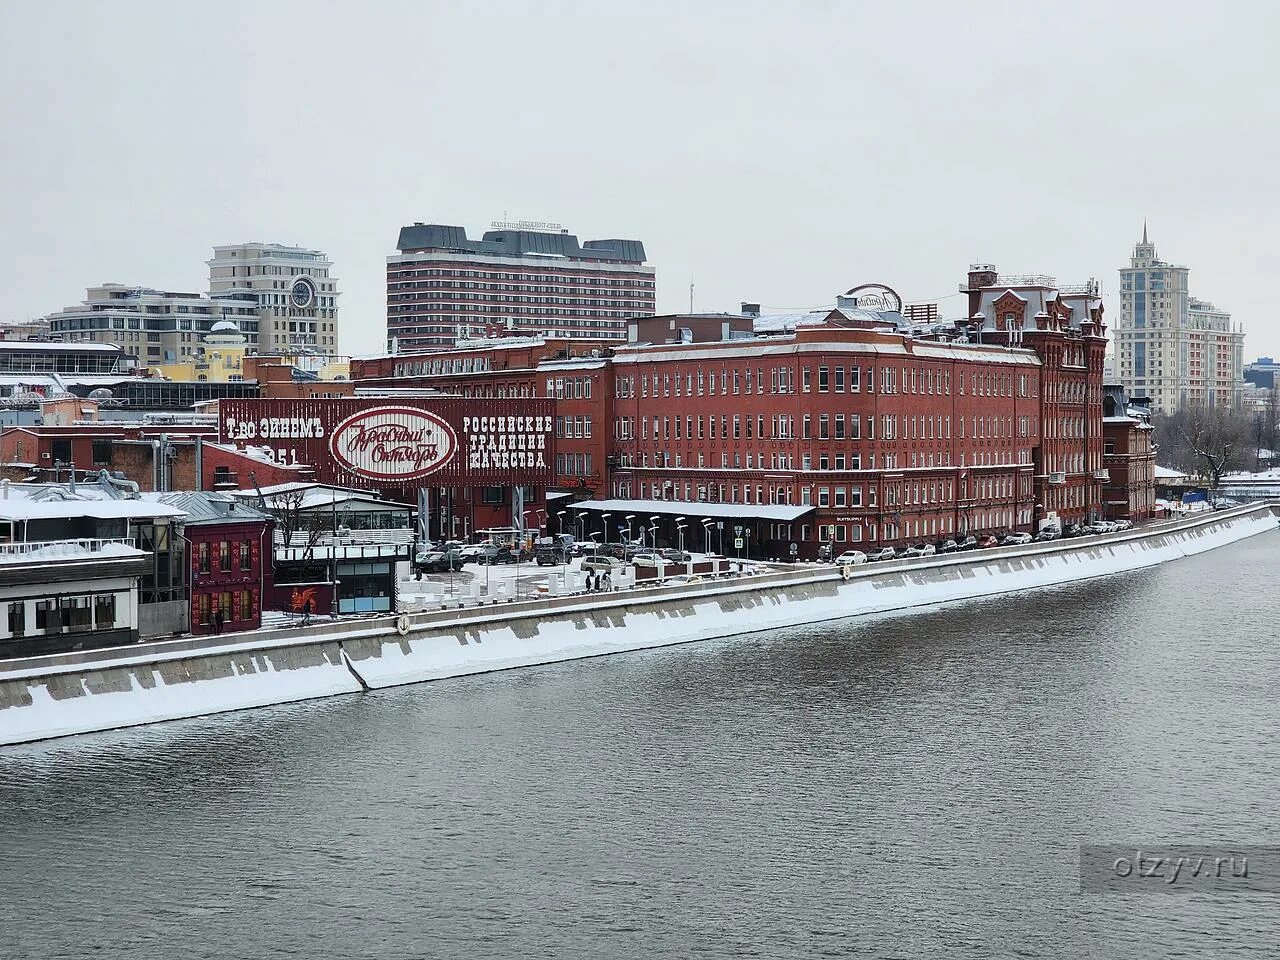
[
  {"xmin": 46, "ymin": 284, "xmax": 261, "ymax": 365},
  {"xmin": 207, "ymin": 243, "xmax": 340, "ymax": 353},
  {"xmin": 1113, "ymin": 227, "xmax": 1245, "ymax": 412}
]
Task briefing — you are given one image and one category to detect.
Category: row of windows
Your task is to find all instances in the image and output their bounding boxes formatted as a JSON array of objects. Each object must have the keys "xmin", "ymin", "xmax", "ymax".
[
  {"xmin": 196, "ymin": 539, "xmax": 254, "ymax": 575},
  {"xmin": 4, "ymin": 593, "xmax": 119, "ymax": 639},
  {"xmin": 620, "ymin": 365, "xmax": 1034, "ymax": 400},
  {"xmin": 390, "ymin": 304, "xmax": 644, "ymax": 318},
  {"xmin": 555, "ymin": 453, "xmax": 594, "ymax": 477},
  {"xmin": 390, "ymin": 267, "xmax": 654, "ymax": 287},
  {"xmin": 620, "ymin": 446, "xmax": 1026, "ymax": 472},
  {"xmin": 195, "ymin": 590, "xmax": 255, "ymax": 625},
  {"xmin": 555, "ymin": 415, "xmax": 593, "ymax": 439},
  {"xmin": 625, "ymin": 413, "xmax": 1031, "ymax": 444}
]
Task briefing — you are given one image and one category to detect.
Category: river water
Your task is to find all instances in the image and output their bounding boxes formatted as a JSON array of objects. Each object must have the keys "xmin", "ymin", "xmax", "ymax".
[{"xmin": 2, "ymin": 530, "xmax": 1278, "ymax": 959}]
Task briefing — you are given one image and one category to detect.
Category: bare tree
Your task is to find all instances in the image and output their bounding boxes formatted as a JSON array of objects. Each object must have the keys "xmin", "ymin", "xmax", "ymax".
[
  {"xmin": 1173, "ymin": 404, "xmax": 1249, "ymax": 490},
  {"xmin": 264, "ymin": 486, "xmax": 328, "ymax": 557}
]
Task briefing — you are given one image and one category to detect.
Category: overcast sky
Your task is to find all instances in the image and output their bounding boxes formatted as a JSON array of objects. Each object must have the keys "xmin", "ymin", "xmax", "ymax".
[{"xmin": 2, "ymin": 1, "xmax": 1275, "ymax": 358}]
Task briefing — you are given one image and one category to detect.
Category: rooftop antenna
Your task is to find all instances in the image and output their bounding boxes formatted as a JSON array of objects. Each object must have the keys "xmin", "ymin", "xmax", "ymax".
[{"xmin": 689, "ymin": 278, "xmax": 694, "ymax": 315}]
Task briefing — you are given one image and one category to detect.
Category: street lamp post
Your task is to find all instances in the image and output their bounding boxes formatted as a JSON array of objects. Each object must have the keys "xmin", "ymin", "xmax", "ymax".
[
  {"xmin": 675, "ymin": 517, "xmax": 686, "ymax": 554},
  {"xmin": 701, "ymin": 518, "xmax": 713, "ymax": 555},
  {"xmin": 625, "ymin": 514, "xmax": 635, "ymax": 544},
  {"xmin": 649, "ymin": 515, "xmax": 661, "ymax": 549},
  {"xmin": 557, "ymin": 510, "xmax": 566, "ymax": 535},
  {"xmin": 600, "ymin": 513, "xmax": 611, "ymax": 547}
]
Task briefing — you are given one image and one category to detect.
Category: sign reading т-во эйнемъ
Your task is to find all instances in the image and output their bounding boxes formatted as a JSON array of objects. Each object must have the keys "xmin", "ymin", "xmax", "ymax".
[{"xmin": 218, "ymin": 398, "xmax": 556, "ymax": 487}]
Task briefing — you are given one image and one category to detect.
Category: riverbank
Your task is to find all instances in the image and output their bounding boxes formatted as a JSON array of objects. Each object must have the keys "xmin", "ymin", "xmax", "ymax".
[{"xmin": 1, "ymin": 503, "xmax": 1275, "ymax": 747}]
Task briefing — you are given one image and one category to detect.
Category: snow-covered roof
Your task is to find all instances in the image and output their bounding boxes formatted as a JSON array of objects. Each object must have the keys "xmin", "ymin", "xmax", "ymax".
[
  {"xmin": 571, "ymin": 497, "xmax": 815, "ymax": 523},
  {"xmin": 1153, "ymin": 465, "xmax": 1186, "ymax": 480},
  {"xmin": 230, "ymin": 482, "xmax": 412, "ymax": 511},
  {"xmin": 141, "ymin": 490, "xmax": 273, "ymax": 525},
  {"xmin": 0, "ymin": 498, "xmax": 185, "ymax": 521}
]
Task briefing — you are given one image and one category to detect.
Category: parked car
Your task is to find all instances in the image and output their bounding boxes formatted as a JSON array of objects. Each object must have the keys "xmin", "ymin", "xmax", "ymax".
[
  {"xmin": 630, "ymin": 552, "xmax": 663, "ymax": 567},
  {"xmin": 1063, "ymin": 523, "xmax": 1085, "ymax": 538},
  {"xmin": 977, "ymin": 535, "xmax": 1000, "ymax": 548},
  {"xmin": 903, "ymin": 543, "xmax": 935, "ymax": 558},
  {"xmin": 1001, "ymin": 532, "xmax": 1034, "ymax": 545},
  {"xmin": 474, "ymin": 544, "xmax": 522, "ymax": 565},
  {"xmin": 659, "ymin": 548, "xmax": 692, "ymax": 563},
  {"xmin": 415, "ymin": 550, "xmax": 464, "ymax": 573},
  {"xmin": 957, "ymin": 536, "xmax": 979, "ymax": 551},
  {"xmin": 1085, "ymin": 521, "xmax": 1115, "ymax": 535},
  {"xmin": 534, "ymin": 537, "xmax": 571, "ymax": 565},
  {"xmin": 457, "ymin": 544, "xmax": 487, "ymax": 563},
  {"xmin": 1112, "ymin": 519, "xmax": 1132, "ymax": 531},
  {"xmin": 1034, "ymin": 528, "xmax": 1061, "ymax": 542},
  {"xmin": 866, "ymin": 547, "xmax": 897, "ymax": 562},
  {"xmin": 937, "ymin": 539, "xmax": 960, "ymax": 554},
  {"xmin": 581, "ymin": 555, "xmax": 626, "ymax": 574},
  {"xmin": 835, "ymin": 550, "xmax": 867, "ymax": 565}
]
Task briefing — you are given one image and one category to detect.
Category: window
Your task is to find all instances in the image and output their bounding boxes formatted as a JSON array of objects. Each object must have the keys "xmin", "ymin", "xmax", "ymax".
[
  {"xmin": 95, "ymin": 594, "xmax": 116, "ymax": 629},
  {"xmin": 240, "ymin": 590, "xmax": 253, "ymax": 621},
  {"xmin": 219, "ymin": 541, "xmax": 231, "ymax": 572},
  {"xmin": 60, "ymin": 596, "xmax": 92, "ymax": 633},
  {"xmin": 818, "ymin": 366, "xmax": 829, "ymax": 392},
  {"xmin": 92, "ymin": 440, "xmax": 112, "ymax": 466},
  {"xmin": 7, "ymin": 602, "xmax": 24, "ymax": 637},
  {"xmin": 239, "ymin": 539, "xmax": 252, "ymax": 570},
  {"xmin": 834, "ymin": 367, "xmax": 845, "ymax": 392},
  {"xmin": 850, "ymin": 366, "xmax": 860, "ymax": 392},
  {"xmin": 198, "ymin": 541, "xmax": 210, "ymax": 575}
]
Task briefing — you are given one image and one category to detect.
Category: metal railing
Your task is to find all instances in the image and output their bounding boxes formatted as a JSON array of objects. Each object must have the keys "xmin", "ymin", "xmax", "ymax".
[{"xmin": 0, "ymin": 537, "xmax": 136, "ymax": 557}]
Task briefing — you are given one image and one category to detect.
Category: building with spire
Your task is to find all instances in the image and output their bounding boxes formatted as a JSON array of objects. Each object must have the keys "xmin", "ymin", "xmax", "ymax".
[{"xmin": 1112, "ymin": 225, "xmax": 1244, "ymax": 412}]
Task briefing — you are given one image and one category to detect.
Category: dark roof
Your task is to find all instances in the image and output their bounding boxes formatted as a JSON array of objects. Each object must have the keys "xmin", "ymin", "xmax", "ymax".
[
  {"xmin": 144, "ymin": 491, "xmax": 273, "ymax": 526},
  {"xmin": 396, "ymin": 224, "xmax": 646, "ymax": 263}
]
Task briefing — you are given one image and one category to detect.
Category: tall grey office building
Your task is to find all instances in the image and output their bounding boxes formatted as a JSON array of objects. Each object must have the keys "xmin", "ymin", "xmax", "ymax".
[
  {"xmin": 208, "ymin": 243, "xmax": 340, "ymax": 353},
  {"xmin": 386, "ymin": 221, "xmax": 655, "ymax": 351}
]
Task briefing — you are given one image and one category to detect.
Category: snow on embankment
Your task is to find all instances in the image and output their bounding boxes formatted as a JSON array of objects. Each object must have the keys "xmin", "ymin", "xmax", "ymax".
[
  {"xmin": 341, "ymin": 505, "xmax": 1278, "ymax": 688},
  {"xmin": 0, "ymin": 504, "xmax": 1274, "ymax": 746},
  {"xmin": 0, "ymin": 639, "xmax": 362, "ymax": 746}
]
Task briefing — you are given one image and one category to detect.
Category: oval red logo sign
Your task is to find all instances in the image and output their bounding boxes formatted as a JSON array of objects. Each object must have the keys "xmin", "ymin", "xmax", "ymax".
[{"xmin": 327, "ymin": 406, "xmax": 458, "ymax": 481}]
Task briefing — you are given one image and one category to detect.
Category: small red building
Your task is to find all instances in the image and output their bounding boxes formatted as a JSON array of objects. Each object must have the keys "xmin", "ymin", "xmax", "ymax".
[
  {"xmin": 147, "ymin": 491, "xmax": 275, "ymax": 634},
  {"xmin": 1102, "ymin": 385, "xmax": 1156, "ymax": 520}
]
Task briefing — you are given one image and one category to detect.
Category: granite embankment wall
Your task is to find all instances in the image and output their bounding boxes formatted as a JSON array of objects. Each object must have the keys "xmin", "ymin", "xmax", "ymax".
[{"xmin": 1, "ymin": 504, "xmax": 1275, "ymax": 747}]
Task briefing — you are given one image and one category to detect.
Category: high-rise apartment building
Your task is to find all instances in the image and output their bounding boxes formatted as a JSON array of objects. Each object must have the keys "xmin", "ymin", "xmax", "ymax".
[
  {"xmin": 207, "ymin": 243, "xmax": 340, "ymax": 353},
  {"xmin": 1113, "ymin": 227, "xmax": 1244, "ymax": 412},
  {"xmin": 386, "ymin": 221, "xmax": 655, "ymax": 351}
]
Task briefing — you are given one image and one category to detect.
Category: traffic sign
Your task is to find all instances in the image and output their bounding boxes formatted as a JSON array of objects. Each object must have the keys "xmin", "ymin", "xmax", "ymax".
[{"xmin": 734, "ymin": 538, "xmax": 744, "ymax": 549}]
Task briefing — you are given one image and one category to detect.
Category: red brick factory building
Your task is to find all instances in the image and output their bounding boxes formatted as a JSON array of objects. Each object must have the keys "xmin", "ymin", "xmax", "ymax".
[{"xmin": 338, "ymin": 264, "xmax": 1118, "ymax": 559}]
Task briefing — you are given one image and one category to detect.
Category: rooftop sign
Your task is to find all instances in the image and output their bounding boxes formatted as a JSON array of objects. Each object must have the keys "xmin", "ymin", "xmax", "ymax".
[
  {"xmin": 840, "ymin": 283, "xmax": 903, "ymax": 313},
  {"xmin": 490, "ymin": 220, "xmax": 565, "ymax": 233}
]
